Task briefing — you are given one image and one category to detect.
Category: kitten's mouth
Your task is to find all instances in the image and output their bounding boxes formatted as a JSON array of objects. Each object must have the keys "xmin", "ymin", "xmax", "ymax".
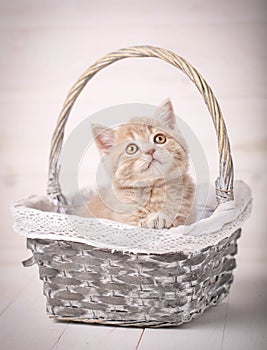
[{"xmin": 146, "ymin": 157, "xmax": 161, "ymax": 169}]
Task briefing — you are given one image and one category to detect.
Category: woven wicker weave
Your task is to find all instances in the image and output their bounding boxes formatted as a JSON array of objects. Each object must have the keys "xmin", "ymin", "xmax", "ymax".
[
  {"xmin": 27, "ymin": 229, "xmax": 241, "ymax": 327},
  {"xmin": 12, "ymin": 46, "xmax": 252, "ymax": 327}
]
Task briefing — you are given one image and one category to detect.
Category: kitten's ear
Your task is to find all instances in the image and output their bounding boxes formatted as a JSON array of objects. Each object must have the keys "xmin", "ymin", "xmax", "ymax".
[
  {"xmin": 155, "ymin": 98, "xmax": 176, "ymax": 130},
  {"xmin": 92, "ymin": 124, "xmax": 114, "ymax": 154}
]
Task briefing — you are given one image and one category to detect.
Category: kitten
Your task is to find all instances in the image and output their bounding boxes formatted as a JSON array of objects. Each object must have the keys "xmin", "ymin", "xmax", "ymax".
[{"xmin": 83, "ymin": 99, "xmax": 195, "ymax": 228}]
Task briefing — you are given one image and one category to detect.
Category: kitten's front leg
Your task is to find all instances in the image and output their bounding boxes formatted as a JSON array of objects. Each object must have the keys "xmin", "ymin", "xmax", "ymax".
[{"xmin": 139, "ymin": 212, "xmax": 173, "ymax": 229}]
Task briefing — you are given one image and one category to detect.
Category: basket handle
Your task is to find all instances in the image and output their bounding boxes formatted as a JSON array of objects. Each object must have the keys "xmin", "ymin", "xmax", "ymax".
[{"xmin": 47, "ymin": 45, "xmax": 234, "ymax": 207}]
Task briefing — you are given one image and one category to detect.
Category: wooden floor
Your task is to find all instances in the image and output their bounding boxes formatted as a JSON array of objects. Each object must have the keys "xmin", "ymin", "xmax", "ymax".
[{"xmin": 1, "ymin": 1, "xmax": 267, "ymax": 349}]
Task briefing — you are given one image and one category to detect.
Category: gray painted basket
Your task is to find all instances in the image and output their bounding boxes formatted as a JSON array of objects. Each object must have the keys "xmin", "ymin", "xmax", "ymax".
[
  {"xmin": 25, "ymin": 229, "xmax": 241, "ymax": 327},
  {"xmin": 14, "ymin": 46, "xmax": 252, "ymax": 328}
]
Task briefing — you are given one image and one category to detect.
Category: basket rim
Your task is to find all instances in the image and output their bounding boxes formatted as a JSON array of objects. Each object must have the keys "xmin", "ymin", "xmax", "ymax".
[{"xmin": 12, "ymin": 180, "xmax": 252, "ymax": 254}]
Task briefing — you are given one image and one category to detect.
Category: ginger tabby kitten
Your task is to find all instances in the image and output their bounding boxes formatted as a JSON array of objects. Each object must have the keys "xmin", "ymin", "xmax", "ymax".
[{"xmin": 84, "ymin": 99, "xmax": 195, "ymax": 228}]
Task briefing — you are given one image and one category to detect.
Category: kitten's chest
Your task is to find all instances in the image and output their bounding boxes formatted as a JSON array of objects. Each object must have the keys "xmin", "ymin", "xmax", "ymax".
[{"xmin": 136, "ymin": 186, "xmax": 169, "ymax": 213}]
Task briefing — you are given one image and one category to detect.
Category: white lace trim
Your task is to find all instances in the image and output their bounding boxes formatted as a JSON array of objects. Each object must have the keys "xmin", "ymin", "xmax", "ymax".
[{"xmin": 11, "ymin": 180, "xmax": 252, "ymax": 254}]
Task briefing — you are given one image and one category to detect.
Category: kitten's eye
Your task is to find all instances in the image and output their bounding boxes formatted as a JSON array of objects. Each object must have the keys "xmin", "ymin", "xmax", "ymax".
[
  {"xmin": 154, "ymin": 133, "xmax": 166, "ymax": 144},
  {"xmin": 126, "ymin": 143, "xmax": 138, "ymax": 154}
]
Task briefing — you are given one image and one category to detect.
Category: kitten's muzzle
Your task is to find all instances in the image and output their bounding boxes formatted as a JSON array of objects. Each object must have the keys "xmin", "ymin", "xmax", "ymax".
[{"xmin": 145, "ymin": 148, "xmax": 155, "ymax": 156}]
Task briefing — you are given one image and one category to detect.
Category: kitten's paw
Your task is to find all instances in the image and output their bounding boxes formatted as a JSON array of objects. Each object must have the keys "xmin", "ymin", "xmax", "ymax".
[{"xmin": 139, "ymin": 212, "xmax": 172, "ymax": 229}]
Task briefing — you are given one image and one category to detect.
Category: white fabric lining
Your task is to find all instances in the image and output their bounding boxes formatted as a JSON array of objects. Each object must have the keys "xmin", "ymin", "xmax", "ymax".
[{"xmin": 12, "ymin": 180, "xmax": 252, "ymax": 254}]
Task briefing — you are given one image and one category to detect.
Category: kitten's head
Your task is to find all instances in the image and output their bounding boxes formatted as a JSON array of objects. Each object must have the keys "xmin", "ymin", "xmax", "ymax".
[{"xmin": 92, "ymin": 99, "xmax": 189, "ymax": 188}]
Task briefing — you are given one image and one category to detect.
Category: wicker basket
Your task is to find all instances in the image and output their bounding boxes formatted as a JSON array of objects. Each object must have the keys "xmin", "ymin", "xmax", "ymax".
[{"xmin": 12, "ymin": 46, "xmax": 252, "ymax": 327}]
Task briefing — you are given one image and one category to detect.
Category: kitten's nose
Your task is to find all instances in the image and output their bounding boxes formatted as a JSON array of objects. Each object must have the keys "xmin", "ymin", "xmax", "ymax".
[{"xmin": 146, "ymin": 148, "xmax": 155, "ymax": 156}]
